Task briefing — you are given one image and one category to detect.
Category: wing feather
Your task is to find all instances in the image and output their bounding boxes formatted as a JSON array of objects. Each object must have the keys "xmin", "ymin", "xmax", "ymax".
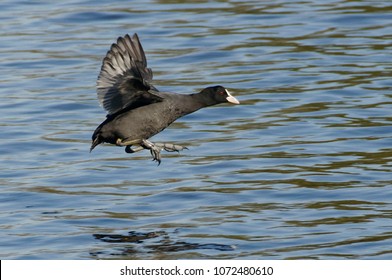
[{"xmin": 96, "ymin": 34, "xmax": 162, "ymax": 115}]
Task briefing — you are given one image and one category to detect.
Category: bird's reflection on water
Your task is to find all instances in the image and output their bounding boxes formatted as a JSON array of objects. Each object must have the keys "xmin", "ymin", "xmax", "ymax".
[{"xmin": 92, "ymin": 230, "xmax": 235, "ymax": 258}]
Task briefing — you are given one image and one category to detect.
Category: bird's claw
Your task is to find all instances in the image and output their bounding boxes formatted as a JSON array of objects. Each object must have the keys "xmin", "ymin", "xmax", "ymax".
[
  {"xmin": 150, "ymin": 147, "xmax": 162, "ymax": 165},
  {"xmin": 141, "ymin": 139, "xmax": 162, "ymax": 165},
  {"xmin": 151, "ymin": 143, "xmax": 187, "ymax": 165},
  {"xmin": 125, "ymin": 139, "xmax": 187, "ymax": 165}
]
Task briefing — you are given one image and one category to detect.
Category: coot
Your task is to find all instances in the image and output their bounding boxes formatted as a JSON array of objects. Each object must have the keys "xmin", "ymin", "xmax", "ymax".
[{"xmin": 91, "ymin": 34, "xmax": 239, "ymax": 164}]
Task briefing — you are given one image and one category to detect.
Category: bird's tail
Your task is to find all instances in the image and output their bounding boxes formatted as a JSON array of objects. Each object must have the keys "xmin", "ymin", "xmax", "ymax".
[
  {"xmin": 90, "ymin": 129, "xmax": 102, "ymax": 152},
  {"xmin": 90, "ymin": 137, "xmax": 101, "ymax": 152}
]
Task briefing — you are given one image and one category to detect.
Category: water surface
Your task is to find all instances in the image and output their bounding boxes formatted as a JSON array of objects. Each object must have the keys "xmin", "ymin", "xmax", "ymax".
[{"xmin": 1, "ymin": 0, "xmax": 391, "ymax": 259}]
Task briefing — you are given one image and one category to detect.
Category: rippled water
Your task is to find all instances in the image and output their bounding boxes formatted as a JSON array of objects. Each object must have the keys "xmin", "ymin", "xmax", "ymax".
[{"xmin": 1, "ymin": 0, "xmax": 391, "ymax": 259}]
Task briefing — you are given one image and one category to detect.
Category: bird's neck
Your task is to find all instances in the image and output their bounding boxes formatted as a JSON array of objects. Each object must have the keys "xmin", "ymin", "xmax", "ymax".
[{"xmin": 189, "ymin": 92, "xmax": 216, "ymax": 107}]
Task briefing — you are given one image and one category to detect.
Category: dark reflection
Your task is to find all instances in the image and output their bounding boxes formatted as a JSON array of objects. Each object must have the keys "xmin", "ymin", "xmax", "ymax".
[
  {"xmin": 94, "ymin": 231, "xmax": 166, "ymax": 243},
  {"xmin": 92, "ymin": 230, "xmax": 234, "ymax": 258},
  {"xmin": 147, "ymin": 241, "xmax": 235, "ymax": 252}
]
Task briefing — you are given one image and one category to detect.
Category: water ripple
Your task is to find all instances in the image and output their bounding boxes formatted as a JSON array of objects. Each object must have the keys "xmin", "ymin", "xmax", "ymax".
[{"xmin": 1, "ymin": 0, "xmax": 391, "ymax": 259}]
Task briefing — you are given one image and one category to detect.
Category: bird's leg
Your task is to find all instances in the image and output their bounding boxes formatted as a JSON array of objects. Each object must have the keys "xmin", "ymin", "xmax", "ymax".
[
  {"xmin": 116, "ymin": 138, "xmax": 142, "ymax": 146},
  {"xmin": 153, "ymin": 143, "xmax": 188, "ymax": 153},
  {"xmin": 141, "ymin": 141, "xmax": 188, "ymax": 165},
  {"xmin": 117, "ymin": 138, "xmax": 187, "ymax": 165},
  {"xmin": 125, "ymin": 145, "xmax": 144, "ymax": 153},
  {"xmin": 117, "ymin": 138, "xmax": 144, "ymax": 154}
]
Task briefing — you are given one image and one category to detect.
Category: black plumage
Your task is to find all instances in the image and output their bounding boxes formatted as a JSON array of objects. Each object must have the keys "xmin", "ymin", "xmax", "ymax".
[{"xmin": 91, "ymin": 34, "xmax": 239, "ymax": 164}]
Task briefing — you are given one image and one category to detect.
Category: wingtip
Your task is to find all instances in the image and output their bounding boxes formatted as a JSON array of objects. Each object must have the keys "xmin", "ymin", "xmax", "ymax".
[{"xmin": 121, "ymin": 33, "xmax": 139, "ymax": 43}]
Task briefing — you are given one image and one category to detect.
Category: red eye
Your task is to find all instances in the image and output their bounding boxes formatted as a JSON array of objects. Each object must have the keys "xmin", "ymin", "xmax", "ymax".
[{"xmin": 218, "ymin": 90, "xmax": 225, "ymax": 95}]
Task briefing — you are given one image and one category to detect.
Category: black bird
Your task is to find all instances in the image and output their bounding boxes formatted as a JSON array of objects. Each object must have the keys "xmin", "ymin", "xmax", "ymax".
[{"xmin": 91, "ymin": 34, "xmax": 239, "ymax": 164}]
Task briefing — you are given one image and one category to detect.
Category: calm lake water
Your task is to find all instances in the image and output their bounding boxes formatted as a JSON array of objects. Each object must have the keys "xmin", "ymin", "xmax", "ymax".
[{"xmin": 1, "ymin": 0, "xmax": 391, "ymax": 259}]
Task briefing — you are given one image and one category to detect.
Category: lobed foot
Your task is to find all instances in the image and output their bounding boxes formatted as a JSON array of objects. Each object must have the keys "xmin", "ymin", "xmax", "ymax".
[
  {"xmin": 117, "ymin": 138, "xmax": 187, "ymax": 165},
  {"xmin": 153, "ymin": 143, "xmax": 188, "ymax": 153},
  {"xmin": 140, "ymin": 139, "xmax": 162, "ymax": 165}
]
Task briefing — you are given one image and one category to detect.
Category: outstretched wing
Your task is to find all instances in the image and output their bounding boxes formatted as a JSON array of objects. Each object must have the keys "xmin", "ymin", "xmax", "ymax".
[{"xmin": 96, "ymin": 33, "xmax": 162, "ymax": 115}]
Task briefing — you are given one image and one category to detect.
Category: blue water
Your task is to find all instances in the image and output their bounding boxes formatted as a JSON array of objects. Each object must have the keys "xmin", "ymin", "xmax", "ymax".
[{"xmin": 1, "ymin": 0, "xmax": 391, "ymax": 259}]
